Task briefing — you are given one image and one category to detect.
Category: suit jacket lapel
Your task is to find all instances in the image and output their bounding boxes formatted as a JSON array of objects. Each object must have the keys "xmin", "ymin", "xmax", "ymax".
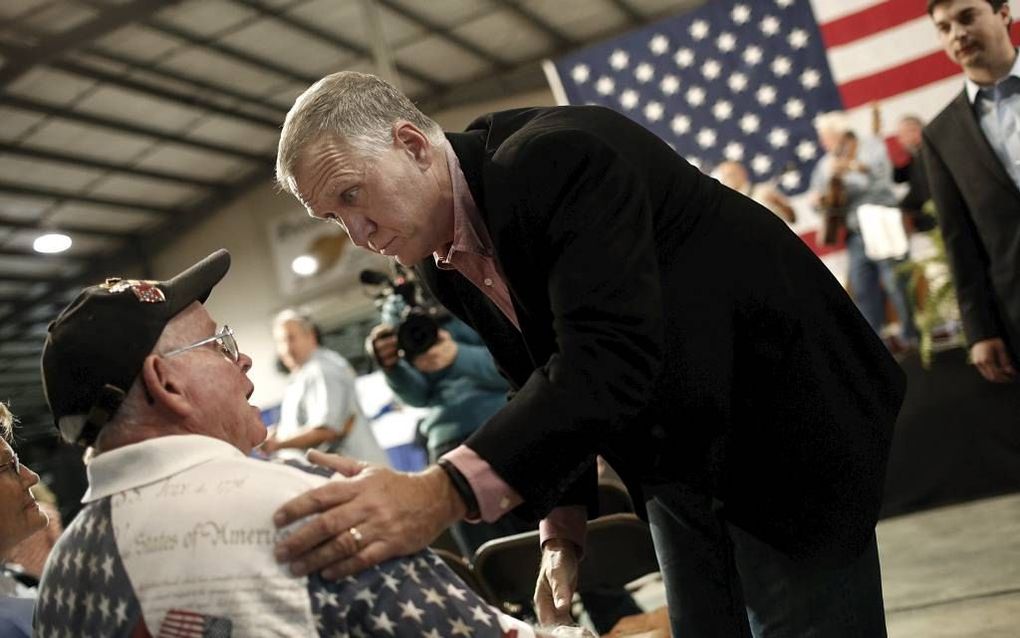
[
  {"xmin": 951, "ymin": 91, "xmax": 1020, "ymax": 196},
  {"xmin": 445, "ymin": 130, "xmax": 553, "ymax": 380}
]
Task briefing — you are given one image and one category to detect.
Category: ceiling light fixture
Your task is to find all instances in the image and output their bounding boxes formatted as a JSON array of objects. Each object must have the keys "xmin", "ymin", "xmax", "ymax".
[
  {"xmin": 33, "ymin": 233, "xmax": 72, "ymax": 254},
  {"xmin": 291, "ymin": 255, "xmax": 318, "ymax": 276}
]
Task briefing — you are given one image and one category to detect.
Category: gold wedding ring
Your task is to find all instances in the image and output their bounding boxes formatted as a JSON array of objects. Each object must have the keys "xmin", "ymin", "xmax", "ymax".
[{"xmin": 348, "ymin": 526, "xmax": 364, "ymax": 549}]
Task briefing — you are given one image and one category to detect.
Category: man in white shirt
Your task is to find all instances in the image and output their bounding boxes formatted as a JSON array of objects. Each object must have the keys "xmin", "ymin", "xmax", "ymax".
[
  {"xmin": 264, "ymin": 310, "xmax": 388, "ymax": 465},
  {"xmin": 33, "ymin": 250, "xmax": 556, "ymax": 637}
]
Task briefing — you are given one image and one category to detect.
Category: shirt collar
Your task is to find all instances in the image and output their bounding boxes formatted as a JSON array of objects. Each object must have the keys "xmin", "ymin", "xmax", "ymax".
[
  {"xmin": 83, "ymin": 434, "xmax": 245, "ymax": 503},
  {"xmin": 434, "ymin": 140, "xmax": 490, "ymax": 269},
  {"xmin": 966, "ymin": 48, "xmax": 1020, "ymax": 103}
]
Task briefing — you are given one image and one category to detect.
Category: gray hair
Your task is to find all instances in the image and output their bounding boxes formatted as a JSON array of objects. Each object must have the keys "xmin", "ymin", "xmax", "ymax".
[
  {"xmin": 813, "ymin": 111, "xmax": 851, "ymax": 135},
  {"xmin": 275, "ymin": 71, "xmax": 443, "ymax": 197},
  {"xmin": 273, "ymin": 308, "xmax": 314, "ymax": 332},
  {"xmin": 0, "ymin": 402, "xmax": 13, "ymax": 443}
]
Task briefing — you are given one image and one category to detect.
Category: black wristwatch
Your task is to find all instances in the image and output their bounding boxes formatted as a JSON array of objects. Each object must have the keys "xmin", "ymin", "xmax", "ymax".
[{"xmin": 437, "ymin": 458, "xmax": 480, "ymax": 519}]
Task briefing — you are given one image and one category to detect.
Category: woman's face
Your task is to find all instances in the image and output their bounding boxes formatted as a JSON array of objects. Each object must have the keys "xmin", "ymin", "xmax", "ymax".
[{"xmin": 0, "ymin": 440, "xmax": 48, "ymax": 557}]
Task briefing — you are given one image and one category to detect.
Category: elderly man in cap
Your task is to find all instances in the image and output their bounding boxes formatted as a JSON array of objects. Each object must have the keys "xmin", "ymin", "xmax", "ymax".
[{"xmin": 33, "ymin": 250, "xmax": 569, "ymax": 637}]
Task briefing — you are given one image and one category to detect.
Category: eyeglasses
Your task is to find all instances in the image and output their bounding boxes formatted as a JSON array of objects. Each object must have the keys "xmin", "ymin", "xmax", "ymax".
[
  {"xmin": 163, "ymin": 325, "xmax": 239, "ymax": 363},
  {"xmin": 0, "ymin": 453, "xmax": 20, "ymax": 477}
]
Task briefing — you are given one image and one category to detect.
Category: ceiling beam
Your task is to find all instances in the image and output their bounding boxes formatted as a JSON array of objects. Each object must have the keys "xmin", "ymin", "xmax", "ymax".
[
  {"xmin": 51, "ymin": 59, "xmax": 281, "ymax": 130},
  {"xmin": 80, "ymin": 47, "xmax": 289, "ymax": 119},
  {"xmin": 0, "ymin": 181, "xmax": 178, "ymax": 215},
  {"xmin": 373, "ymin": 0, "xmax": 511, "ymax": 70},
  {"xmin": 0, "ymin": 0, "xmax": 182, "ymax": 88},
  {"xmin": 0, "ymin": 215, "xmax": 136, "ymax": 242},
  {"xmin": 0, "ymin": 142, "xmax": 225, "ymax": 190},
  {"xmin": 489, "ymin": 0, "xmax": 576, "ymax": 49},
  {"xmin": 143, "ymin": 16, "xmax": 324, "ymax": 89},
  {"xmin": 0, "ymin": 94, "xmax": 270, "ymax": 163},
  {"xmin": 0, "ymin": 246, "xmax": 92, "ymax": 263},
  {"xmin": 229, "ymin": 0, "xmax": 446, "ymax": 91}
]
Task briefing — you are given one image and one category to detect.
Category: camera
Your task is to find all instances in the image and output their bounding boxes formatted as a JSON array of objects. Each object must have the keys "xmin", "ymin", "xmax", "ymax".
[{"xmin": 360, "ymin": 268, "xmax": 448, "ymax": 360}]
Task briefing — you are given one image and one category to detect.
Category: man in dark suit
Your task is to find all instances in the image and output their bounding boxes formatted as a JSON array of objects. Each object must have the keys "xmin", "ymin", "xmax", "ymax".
[
  {"xmin": 270, "ymin": 72, "xmax": 905, "ymax": 637},
  {"xmin": 924, "ymin": 0, "xmax": 1020, "ymax": 383}
]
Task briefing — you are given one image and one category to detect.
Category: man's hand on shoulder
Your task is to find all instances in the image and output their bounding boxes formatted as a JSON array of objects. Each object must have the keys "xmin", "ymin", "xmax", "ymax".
[
  {"xmin": 970, "ymin": 338, "xmax": 1017, "ymax": 383},
  {"xmin": 272, "ymin": 452, "xmax": 466, "ymax": 580}
]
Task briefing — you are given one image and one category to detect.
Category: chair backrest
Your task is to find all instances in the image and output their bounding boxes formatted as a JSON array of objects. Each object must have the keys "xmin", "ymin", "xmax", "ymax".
[{"xmin": 473, "ymin": 513, "xmax": 659, "ymax": 606}]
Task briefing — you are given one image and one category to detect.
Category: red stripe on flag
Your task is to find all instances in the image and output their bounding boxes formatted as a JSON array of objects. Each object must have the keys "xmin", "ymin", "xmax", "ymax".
[
  {"xmin": 837, "ymin": 50, "xmax": 960, "ymax": 108},
  {"xmin": 820, "ymin": 2, "xmax": 927, "ymax": 48}
]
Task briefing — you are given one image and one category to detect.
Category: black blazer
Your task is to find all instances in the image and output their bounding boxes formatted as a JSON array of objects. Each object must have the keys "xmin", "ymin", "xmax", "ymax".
[
  {"xmin": 420, "ymin": 106, "xmax": 905, "ymax": 564},
  {"xmin": 923, "ymin": 91, "xmax": 1020, "ymax": 359}
]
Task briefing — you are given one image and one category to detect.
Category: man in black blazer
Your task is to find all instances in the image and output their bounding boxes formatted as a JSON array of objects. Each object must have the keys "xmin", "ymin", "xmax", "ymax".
[
  {"xmin": 924, "ymin": 0, "xmax": 1020, "ymax": 383},
  {"xmin": 271, "ymin": 72, "xmax": 905, "ymax": 637}
]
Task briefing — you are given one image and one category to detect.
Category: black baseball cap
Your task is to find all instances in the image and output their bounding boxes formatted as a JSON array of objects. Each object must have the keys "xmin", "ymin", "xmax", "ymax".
[{"xmin": 41, "ymin": 249, "xmax": 231, "ymax": 445}]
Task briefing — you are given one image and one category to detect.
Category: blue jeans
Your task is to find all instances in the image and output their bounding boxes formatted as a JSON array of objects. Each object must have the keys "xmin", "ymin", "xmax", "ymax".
[
  {"xmin": 847, "ymin": 233, "xmax": 919, "ymax": 342},
  {"xmin": 645, "ymin": 484, "xmax": 887, "ymax": 638}
]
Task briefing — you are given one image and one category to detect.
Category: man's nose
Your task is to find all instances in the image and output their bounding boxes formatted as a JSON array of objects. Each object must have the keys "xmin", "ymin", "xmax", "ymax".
[
  {"xmin": 343, "ymin": 215, "xmax": 377, "ymax": 249},
  {"xmin": 238, "ymin": 352, "xmax": 253, "ymax": 373},
  {"xmin": 21, "ymin": 464, "xmax": 40, "ymax": 489}
]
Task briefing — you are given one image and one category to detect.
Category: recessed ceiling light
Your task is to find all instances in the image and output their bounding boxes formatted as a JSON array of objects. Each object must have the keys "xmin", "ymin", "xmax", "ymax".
[
  {"xmin": 33, "ymin": 233, "xmax": 72, "ymax": 254},
  {"xmin": 291, "ymin": 255, "xmax": 318, "ymax": 276}
]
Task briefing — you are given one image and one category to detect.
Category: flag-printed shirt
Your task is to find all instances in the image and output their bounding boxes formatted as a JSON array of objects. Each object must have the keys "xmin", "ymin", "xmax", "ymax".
[{"xmin": 34, "ymin": 434, "xmax": 537, "ymax": 637}]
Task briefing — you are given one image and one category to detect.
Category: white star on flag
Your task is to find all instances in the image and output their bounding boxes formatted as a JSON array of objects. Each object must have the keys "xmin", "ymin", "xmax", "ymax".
[
  {"xmin": 781, "ymin": 171, "xmax": 801, "ymax": 189},
  {"xmin": 800, "ymin": 69, "xmax": 821, "ymax": 90},
  {"xmin": 595, "ymin": 76, "xmax": 615, "ymax": 95},
  {"xmin": 756, "ymin": 85, "xmax": 777, "ymax": 106},
  {"xmin": 660, "ymin": 75, "xmax": 680, "ymax": 95},
  {"xmin": 768, "ymin": 127, "xmax": 790, "ymax": 148},
  {"xmin": 743, "ymin": 45, "xmax": 763, "ymax": 65},
  {"xmin": 609, "ymin": 50, "xmax": 629, "ymax": 69},
  {"xmin": 449, "ymin": 617, "xmax": 474, "ymax": 637},
  {"xmin": 686, "ymin": 86, "xmax": 706, "ymax": 106},
  {"xmin": 470, "ymin": 605, "xmax": 493, "ymax": 626},
  {"xmin": 723, "ymin": 141, "xmax": 745, "ymax": 160},
  {"xmin": 731, "ymin": 4, "xmax": 751, "ymax": 25},
  {"xmin": 649, "ymin": 34, "xmax": 669, "ymax": 55},
  {"xmin": 701, "ymin": 59, "xmax": 721, "ymax": 80},
  {"xmin": 739, "ymin": 113, "xmax": 760, "ymax": 134},
  {"xmin": 717, "ymin": 32, "xmax": 736, "ymax": 52},
  {"xmin": 372, "ymin": 611, "xmax": 397, "ymax": 635},
  {"xmin": 760, "ymin": 15, "xmax": 781, "ymax": 36},
  {"xmin": 620, "ymin": 89, "xmax": 639, "ymax": 109},
  {"xmin": 796, "ymin": 139, "xmax": 818, "ymax": 161},
  {"xmin": 689, "ymin": 19, "xmax": 710, "ymax": 40},
  {"xmin": 712, "ymin": 100, "xmax": 733, "ymax": 121},
  {"xmin": 645, "ymin": 101, "xmax": 664, "ymax": 121},
  {"xmin": 696, "ymin": 128, "xmax": 717, "ymax": 148},
  {"xmin": 728, "ymin": 72, "xmax": 748, "ymax": 93},
  {"xmin": 784, "ymin": 98, "xmax": 805, "ymax": 119},
  {"xmin": 571, "ymin": 65, "xmax": 590, "ymax": 84},
  {"xmin": 788, "ymin": 28, "xmax": 809, "ymax": 49},
  {"xmin": 671, "ymin": 115, "xmax": 691, "ymax": 134},
  {"xmin": 422, "ymin": 587, "xmax": 445, "ymax": 606},
  {"xmin": 771, "ymin": 56, "xmax": 792, "ymax": 77},
  {"xmin": 750, "ymin": 152, "xmax": 771, "ymax": 174},
  {"xmin": 674, "ymin": 48, "xmax": 694, "ymax": 68},
  {"xmin": 399, "ymin": 599, "xmax": 425, "ymax": 622},
  {"xmin": 446, "ymin": 582, "xmax": 468, "ymax": 601},
  {"xmin": 635, "ymin": 62, "xmax": 654, "ymax": 82}
]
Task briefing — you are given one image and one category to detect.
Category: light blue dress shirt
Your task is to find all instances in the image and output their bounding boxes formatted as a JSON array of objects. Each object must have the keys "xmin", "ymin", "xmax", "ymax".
[{"xmin": 965, "ymin": 49, "xmax": 1020, "ymax": 191}]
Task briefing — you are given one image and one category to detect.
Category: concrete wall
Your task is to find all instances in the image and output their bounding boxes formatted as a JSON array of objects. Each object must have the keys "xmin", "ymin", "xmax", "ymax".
[{"xmin": 150, "ymin": 87, "xmax": 556, "ymax": 409}]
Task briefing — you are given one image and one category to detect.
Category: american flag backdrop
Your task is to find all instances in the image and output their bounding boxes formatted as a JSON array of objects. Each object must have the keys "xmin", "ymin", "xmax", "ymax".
[{"xmin": 544, "ymin": 0, "xmax": 1020, "ymax": 197}]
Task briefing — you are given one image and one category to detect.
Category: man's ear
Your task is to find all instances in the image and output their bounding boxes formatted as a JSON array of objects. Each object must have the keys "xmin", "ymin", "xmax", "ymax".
[
  {"xmin": 393, "ymin": 122, "xmax": 432, "ymax": 169},
  {"xmin": 139, "ymin": 354, "xmax": 191, "ymax": 418}
]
